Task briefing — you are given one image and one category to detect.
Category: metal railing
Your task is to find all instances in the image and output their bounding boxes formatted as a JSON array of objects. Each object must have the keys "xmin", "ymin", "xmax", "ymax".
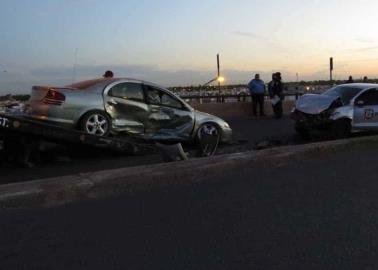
[{"xmin": 180, "ymin": 93, "xmax": 302, "ymax": 104}]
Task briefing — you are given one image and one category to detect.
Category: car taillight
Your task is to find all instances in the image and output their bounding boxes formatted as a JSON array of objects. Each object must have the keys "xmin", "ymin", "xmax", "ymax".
[
  {"xmin": 43, "ymin": 89, "xmax": 65, "ymax": 105},
  {"xmin": 45, "ymin": 89, "xmax": 65, "ymax": 101}
]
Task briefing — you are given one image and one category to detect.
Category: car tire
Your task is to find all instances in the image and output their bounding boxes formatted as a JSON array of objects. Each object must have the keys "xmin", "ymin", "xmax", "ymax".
[
  {"xmin": 196, "ymin": 123, "xmax": 221, "ymax": 157},
  {"xmin": 294, "ymin": 122, "xmax": 310, "ymax": 139},
  {"xmin": 80, "ymin": 110, "xmax": 111, "ymax": 136},
  {"xmin": 331, "ymin": 119, "xmax": 351, "ymax": 139}
]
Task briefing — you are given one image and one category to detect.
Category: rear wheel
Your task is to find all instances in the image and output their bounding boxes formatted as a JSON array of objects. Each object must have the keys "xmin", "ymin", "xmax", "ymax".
[
  {"xmin": 331, "ymin": 119, "xmax": 351, "ymax": 139},
  {"xmin": 80, "ymin": 111, "xmax": 110, "ymax": 136}
]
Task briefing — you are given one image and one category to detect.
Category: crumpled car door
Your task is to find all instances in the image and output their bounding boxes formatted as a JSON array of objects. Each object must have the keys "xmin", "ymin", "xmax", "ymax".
[
  {"xmin": 103, "ymin": 81, "xmax": 149, "ymax": 135},
  {"xmin": 144, "ymin": 85, "xmax": 195, "ymax": 141}
]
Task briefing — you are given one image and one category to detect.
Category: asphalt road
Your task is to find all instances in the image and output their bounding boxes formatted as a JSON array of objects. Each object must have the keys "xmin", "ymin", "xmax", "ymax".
[
  {"xmin": 2, "ymin": 147, "xmax": 378, "ymax": 269},
  {"xmin": 0, "ymin": 116, "xmax": 295, "ymax": 184}
]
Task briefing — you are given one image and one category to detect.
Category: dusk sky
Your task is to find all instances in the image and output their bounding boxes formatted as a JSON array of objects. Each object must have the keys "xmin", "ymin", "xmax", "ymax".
[{"xmin": 1, "ymin": 0, "xmax": 378, "ymax": 93}]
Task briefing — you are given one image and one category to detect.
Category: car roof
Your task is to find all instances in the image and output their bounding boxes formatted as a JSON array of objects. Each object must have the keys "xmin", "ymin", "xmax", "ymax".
[
  {"xmin": 337, "ymin": 83, "xmax": 378, "ymax": 90},
  {"xmin": 66, "ymin": 78, "xmax": 166, "ymax": 90}
]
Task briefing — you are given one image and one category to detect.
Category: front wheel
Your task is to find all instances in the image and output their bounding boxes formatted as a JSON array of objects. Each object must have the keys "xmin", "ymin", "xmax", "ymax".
[
  {"xmin": 294, "ymin": 122, "xmax": 310, "ymax": 139},
  {"xmin": 80, "ymin": 111, "xmax": 111, "ymax": 136},
  {"xmin": 331, "ymin": 119, "xmax": 351, "ymax": 139},
  {"xmin": 196, "ymin": 123, "xmax": 221, "ymax": 157}
]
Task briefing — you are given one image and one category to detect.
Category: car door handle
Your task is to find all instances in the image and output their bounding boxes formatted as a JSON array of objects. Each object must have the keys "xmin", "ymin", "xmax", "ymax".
[{"xmin": 107, "ymin": 99, "xmax": 117, "ymax": 105}]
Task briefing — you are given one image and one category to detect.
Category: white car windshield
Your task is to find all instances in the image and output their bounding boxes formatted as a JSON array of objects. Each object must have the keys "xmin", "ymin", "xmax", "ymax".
[{"xmin": 323, "ymin": 86, "xmax": 364, "ymax": 105}]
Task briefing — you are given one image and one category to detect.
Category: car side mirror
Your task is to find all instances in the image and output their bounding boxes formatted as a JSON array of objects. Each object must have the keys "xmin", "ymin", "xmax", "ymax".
[{"xmin": 356, "ymin": 100, "xmax": 365, "ymax": 107}]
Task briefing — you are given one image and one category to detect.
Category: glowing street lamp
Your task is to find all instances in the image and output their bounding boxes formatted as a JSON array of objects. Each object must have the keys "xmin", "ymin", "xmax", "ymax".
[
  {"xmin": 203, "ymin": 76, "xmax": 225, "ymax": 87},
  {"xmin": 217, "ymin": 76, "xmax": 225, "ymax": 83}
]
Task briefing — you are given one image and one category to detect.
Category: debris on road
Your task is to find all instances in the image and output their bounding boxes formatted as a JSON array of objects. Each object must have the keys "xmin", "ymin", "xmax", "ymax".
[{"xmin": 254, "ymin": 139, "xmax": 283, "ymax": 150}]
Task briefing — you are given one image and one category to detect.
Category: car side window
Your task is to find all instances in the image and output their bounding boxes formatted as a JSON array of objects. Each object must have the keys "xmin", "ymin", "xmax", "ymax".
[
  {"xmin": 146, "ymin": 86, "xmax": 183, "ymax": 109},
  {"xmin": 108, "ymin": 83, "xmax": 144, "ymax": 102},
  {"xmin": 356, "ymin": 89, "xmax": 378, "ymax": 106},
  {"xmin": 146, "ymin": 86, "xmax": 162, "ymax": 105},
  {"xmin": 161, "ymin": 93, "xmax": 183, "ymax": 109}
]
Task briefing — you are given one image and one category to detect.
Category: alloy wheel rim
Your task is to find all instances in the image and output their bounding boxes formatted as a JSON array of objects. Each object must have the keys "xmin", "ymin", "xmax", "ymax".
[
  {"xmin": 198, "ymin": 124, "xmax": 220, "ymax": 157},
  {"xmin": 85, "ymin": 114, "xmax": 108, "ymax": 136},
  {"xmin": 198, "ymin": 124, "xmax": 219, "ymax": 139}
]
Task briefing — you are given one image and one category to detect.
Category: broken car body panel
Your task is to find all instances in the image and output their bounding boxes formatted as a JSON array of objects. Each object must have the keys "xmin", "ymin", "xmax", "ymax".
[
  {"xmin": 193, "ymin": 110, "xmax": 233, "ymax": 143},
  {"xmin": 102, "ymin": 80, "xmax": 196, "ymax": 141},
  {"xmin": 295, "ymin": 94, "xmax": 339, "ymax": 115},
  {"xmin": 329, "ymin": 105, "xmax": 354, "ymax": 121}
]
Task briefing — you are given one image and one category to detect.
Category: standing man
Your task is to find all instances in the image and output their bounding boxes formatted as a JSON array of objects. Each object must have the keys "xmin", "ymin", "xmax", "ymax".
[
  {"xmin": 247, "ymin": 74, "xmax": 266, "ymax": 116},
  {"xmin": 268, "ymin": 72, "xmax": 284, "ymax": 119},
  {"xmin": 346, "ymin": 75, "xmax": 354, "ymax": 84}
]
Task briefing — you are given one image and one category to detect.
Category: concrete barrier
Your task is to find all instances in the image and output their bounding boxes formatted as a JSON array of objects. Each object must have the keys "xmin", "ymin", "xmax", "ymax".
[
  {"xmin": 1, "ymin": 134, "xmax": 378, "ymax": 209},
  {"xmin": 189, "ymin": 100, "xmax": 295, "ymax": 118}
]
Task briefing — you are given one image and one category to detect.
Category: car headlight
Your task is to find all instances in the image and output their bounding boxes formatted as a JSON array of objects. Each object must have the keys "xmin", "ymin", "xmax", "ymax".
[{"xmin": 330, "ymin": 111, "xmax": 340, "ymax": 118}]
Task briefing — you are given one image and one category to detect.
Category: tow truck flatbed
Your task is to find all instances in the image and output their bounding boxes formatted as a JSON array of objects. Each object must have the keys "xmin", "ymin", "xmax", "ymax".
[
  {"xmin": 0, "ymin": 113, "xmax": 155, "ymax": 154},
  {"xmin": 0, "ymin": 113, "xmax": 218, "ymax": 167}
]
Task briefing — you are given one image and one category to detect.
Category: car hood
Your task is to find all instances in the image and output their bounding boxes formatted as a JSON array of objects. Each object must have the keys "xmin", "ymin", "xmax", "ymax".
[
  {"xmin": 295, "ymin": 94, "xmax": 339, "ymax": 115},
  {"xmin": 194, "ymin": 110, "xmax": 225, "ymax": 124}
]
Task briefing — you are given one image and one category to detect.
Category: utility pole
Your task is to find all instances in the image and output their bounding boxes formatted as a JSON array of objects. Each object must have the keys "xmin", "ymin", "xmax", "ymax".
[
  {"xmin": 330, "ymin": 57, "xmax": 333, "ymax": 82},
  {"xmin": 295, "ymin": 73, "xmax": 299, "ymax": 100},
  {"xmin": 217, "ymin": 54, "xmax": 221, "ymax": 94}
]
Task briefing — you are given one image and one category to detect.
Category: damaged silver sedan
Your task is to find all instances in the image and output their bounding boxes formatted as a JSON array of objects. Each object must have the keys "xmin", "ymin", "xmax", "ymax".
[
  {"xmin": 26, "ymin": 78, "xmax": 232, "ymax": 144},
  {"xmin": 291, "ymin": 83, "xmax": 378, "ymax": 138}
]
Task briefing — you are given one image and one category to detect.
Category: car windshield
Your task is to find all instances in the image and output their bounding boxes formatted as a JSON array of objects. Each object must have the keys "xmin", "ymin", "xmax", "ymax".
[{"xmin": 322, "ymin": 86, "xmax": 364, "ymax": 104}]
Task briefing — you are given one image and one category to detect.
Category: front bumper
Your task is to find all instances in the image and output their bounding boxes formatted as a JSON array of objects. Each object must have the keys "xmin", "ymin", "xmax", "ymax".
[
  {"xmin": 291, "ymin": 110, "xmax": 332, "ymax": 129},
  {"xmin": 221, "ymin": 127, "xmax": 233, "ymax": 143}
]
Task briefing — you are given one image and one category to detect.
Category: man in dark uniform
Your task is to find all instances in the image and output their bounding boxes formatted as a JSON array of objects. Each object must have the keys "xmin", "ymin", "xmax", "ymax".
[{"xmin": 268, "ymin": 72, "xmax": 284, "ymax": 119}]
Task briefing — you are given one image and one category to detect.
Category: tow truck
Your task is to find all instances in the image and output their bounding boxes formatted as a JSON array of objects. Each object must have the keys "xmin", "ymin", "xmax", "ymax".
[{"xmin": 0, "ymin": 112, "xmax": 219, "ymax": 167}]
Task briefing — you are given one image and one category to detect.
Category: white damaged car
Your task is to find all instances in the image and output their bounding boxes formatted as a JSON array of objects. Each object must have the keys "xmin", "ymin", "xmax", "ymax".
[{"xmin": 291, "ymin": 83, "xmax": 378, "ymax": 138}]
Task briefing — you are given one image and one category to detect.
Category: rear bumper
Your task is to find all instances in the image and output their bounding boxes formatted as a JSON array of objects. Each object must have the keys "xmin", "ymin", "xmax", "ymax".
[{"xmin": 26, "ymin": 100, "xmax": 80, "ymax": 127}]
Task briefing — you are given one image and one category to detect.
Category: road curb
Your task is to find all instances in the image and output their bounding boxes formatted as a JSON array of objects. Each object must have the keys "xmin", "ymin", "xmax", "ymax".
[{"xmin": 2, "ymin": 135, "xmax": 378, "ymax": 209}]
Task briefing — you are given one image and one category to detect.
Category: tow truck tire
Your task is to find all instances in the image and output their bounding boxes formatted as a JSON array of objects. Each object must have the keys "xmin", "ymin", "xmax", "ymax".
[
  {"xmin": 331, "ymin": 119, "xmax": 351, "ymax": 139},
  {"xmin": 80, "ymin": 110, "xmax": 111, "ymax": 137}
]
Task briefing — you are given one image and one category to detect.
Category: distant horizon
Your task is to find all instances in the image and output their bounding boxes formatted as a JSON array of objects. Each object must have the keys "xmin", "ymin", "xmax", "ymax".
[{"xmin": 1, "ymin": 75, "xmax": 377, "ymax": 96}]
